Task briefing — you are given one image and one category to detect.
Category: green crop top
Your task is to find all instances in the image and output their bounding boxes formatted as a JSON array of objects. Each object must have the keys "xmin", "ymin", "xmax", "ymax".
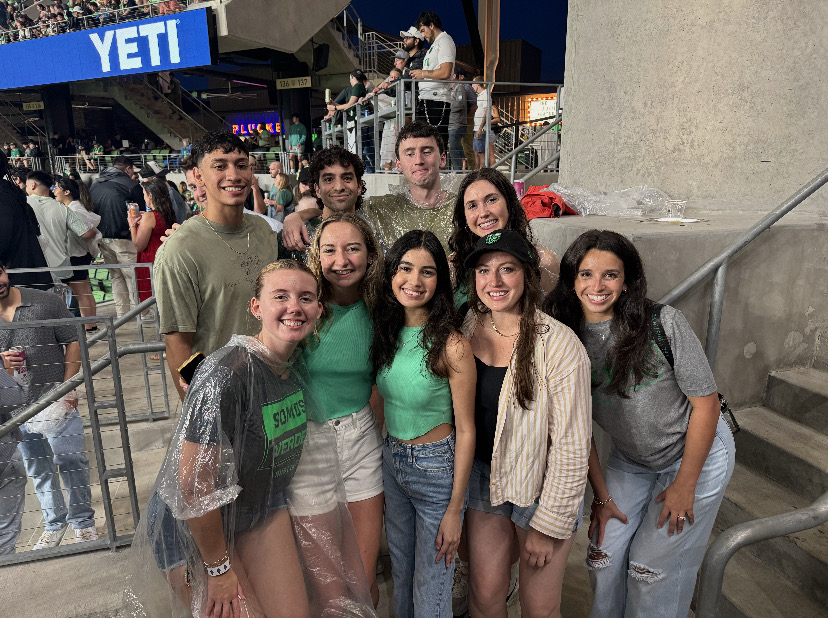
[
  {"xmin": 376, "ymin": 325, "xmax": 454, "ymax": 440},
  {"xmin": 302, "ymin": 300, "xmax": 375, "ymax": 420}
]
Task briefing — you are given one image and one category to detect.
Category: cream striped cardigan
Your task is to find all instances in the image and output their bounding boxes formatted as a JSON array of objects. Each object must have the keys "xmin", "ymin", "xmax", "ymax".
[{"xmin": 462, "ymin": 309, "xmax": 592, "ymax": 539}]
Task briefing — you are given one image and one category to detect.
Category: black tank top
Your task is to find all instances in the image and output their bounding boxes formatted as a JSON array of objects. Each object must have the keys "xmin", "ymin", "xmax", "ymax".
[{"xmin": 473, "ymin": 356, "xmax": 508, "ymax": 463}]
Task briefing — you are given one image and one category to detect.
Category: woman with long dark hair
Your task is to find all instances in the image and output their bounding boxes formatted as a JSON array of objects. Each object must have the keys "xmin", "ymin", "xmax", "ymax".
[
  {"xmin": 304, "ymin": 212, "xmax": 385, "ymax": 607},
  {"xmin": 449, "ymin": 167, "xmax": 559, "ymax": 306},
  {"xmin": 53, "ymin": 175, "xmax": 101, "ymax": 331},
  {"xmin": 543, "ymin": 229, "xmax": 735, "ymax": 618},
  {"xmin": 373, "ymin": 230, "xmax": 475, "ymax": 618},
  {"xmin": 461, "ymin": 229, "xmax": 591, "ymax": 617},
  {"xmin": 128, "ymin": 176, "xmax": 176, "ymax": 304}
]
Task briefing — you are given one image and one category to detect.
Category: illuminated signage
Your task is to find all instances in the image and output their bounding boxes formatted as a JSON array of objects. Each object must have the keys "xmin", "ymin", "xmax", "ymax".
[
  {"xmin": 0, "ymin": 8, "xmax": 214, "ymax": 90},
  {"xmin": 23, "ymin": 101, "xmax": 45, "ymax": 111},
  {"xmin": 227, "ymin": 112, "xmax": 283, "ymax": 137},
  {"xmin": 276, "ymin": 76, "xmax": 311, "ymax": 90},
  {"xmin": 527, "ymin": 95, "xmax": 558, "ymax": 126}
]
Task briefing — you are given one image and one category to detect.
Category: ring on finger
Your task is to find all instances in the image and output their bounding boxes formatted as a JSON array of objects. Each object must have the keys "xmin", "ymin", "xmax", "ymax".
[{"xmin": 677, "ymin": 516, "xmax": 686, "ymax": 521}]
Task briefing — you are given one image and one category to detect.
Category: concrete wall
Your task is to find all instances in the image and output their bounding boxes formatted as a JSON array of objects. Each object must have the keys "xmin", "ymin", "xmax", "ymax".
[
  {"xmin": 531, "ymin": 212, "xmax": 828, "ymax": 406},
  {"xmin": 560, "ymin": 1, "xmax": 828, "ymax": 213}
]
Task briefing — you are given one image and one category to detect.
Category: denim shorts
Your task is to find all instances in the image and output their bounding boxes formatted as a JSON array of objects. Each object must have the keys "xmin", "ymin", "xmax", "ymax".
[
  {"xmin": 467, "ymin": 458, "xmax": 584, "ymax": 533},
  {"xmin": 147, "ymin": 490, "xmax": 288, "ymax": 573},
  {"xmin": 473, "ymin": 134, "xmax": 488, "ymax": 153},
  {"xmin": 467, "ymin": 458, "xmax": 539, "ymax": 530}
]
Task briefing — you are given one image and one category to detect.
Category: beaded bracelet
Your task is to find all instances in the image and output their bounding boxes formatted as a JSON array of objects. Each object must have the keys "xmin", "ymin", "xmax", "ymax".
[
  {"xmin": 204, "ymin": 552, "xmax": 231, "ymax": 577},
  {"xmin": 593, "ymin": 495, "xmax": 614, "ymax": 506},
  {"xmin": 205, "ymin": 556, "xmax": 231, "ymax": 577}
]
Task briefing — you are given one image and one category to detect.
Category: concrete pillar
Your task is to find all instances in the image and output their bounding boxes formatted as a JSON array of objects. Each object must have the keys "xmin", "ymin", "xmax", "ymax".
[
  {"xmin": 42, "ymin": 84, "xmax": 75, "ymax": 146},
  {"xmin": 559, "ymin": 1, "xmax": 828, "ymax": 211}
]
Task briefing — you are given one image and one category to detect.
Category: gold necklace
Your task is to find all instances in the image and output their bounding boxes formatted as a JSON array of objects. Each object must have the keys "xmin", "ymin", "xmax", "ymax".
[
  {"xmin": 203, "ymin": 217, "xmax": 250, "ymax": 255},
  {"xmin": 401, "ymin": 327, "xmax": 421, "ymax": 348},
  {"xmin": 490, "ymin": 313, "xmax": 519, "ymax": 337}
]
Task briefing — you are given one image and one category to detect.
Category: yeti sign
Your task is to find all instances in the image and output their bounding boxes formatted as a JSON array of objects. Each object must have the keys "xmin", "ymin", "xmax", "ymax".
[{"xmin": 0, "ymin": 9, "xmax": 214, "ymax": 89}]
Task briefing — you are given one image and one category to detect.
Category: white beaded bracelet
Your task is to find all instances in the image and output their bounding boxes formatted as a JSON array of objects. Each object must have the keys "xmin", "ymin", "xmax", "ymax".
[
  {"xmin": 205, "ymin": 556, "xmax": 231, "ymax": 577},
  {"xmin": 593, "ymin": 495, "xmax": 614, "ymax": 506}
]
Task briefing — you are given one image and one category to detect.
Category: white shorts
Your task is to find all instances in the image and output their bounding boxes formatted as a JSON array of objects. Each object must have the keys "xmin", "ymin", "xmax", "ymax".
[{"xmin": 329, "ymin": 403, "xmax": 384, "ymax": 502}]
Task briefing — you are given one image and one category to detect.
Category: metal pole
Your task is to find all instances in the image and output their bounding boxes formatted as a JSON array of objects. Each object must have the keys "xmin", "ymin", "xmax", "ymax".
[
  {"xmin": 76, "ymin": 319, "xmax": 118, "ymax": 549},
  {"xmin": 696, "ymin": 490, "xmax": 828, "ymax": 618},
  {"xmin": 484, "ymin": 82, "xmax": 492, "ymax": 166},
  {"xmin": 374, "ymin": 105, "xmax": 380, "ymax": 173},
  {"xmin": 705, "ymin": 260, "xmax": 728, "ymax": 370},
  {"xmin": 106, "ymin": 313, "xmax": 141, "ymax": 529},
  {"xmin": 521, "ymin": 152, "xmax": 560, "ymax": 184},
  {"xmin": 660, "ymin": 166, "xmax": 828, "ymax": 306}
]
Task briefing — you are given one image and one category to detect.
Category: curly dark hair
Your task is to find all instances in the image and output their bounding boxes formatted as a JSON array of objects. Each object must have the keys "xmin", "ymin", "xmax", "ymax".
[
  {"xmin": 395, "ymin": 120, "xmax": 445, "ymax": 158},
  {"xmin": 542, "ymin": 229, "xmax": 656, "ymax": 398},
  {"xmin": 449, "ymin": 167, "xmax": 535, "ymax": 292},
  {"xmin": 308, "ymin": 146, "xmax": 366, "ymax": 210},
  {"xmin": 373, "ymin": 230, "xmax": 459, "ymax": 378},
  {"xmin": 468, "ymin": 253, "xmax": 545, "ymax": 410},
  {"xmin": 191, "ymin": 130, "xmax": 249, "ymax": 167}
]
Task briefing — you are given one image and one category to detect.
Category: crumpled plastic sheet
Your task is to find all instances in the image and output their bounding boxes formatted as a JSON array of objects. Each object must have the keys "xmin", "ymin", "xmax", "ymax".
[
  {"xmin": 124, "ymin": 334, "xmax": 375, "ymax": 618},
  {"xmin": 542, "ymin": 183, "xmax": 671, "ymax": 218}
]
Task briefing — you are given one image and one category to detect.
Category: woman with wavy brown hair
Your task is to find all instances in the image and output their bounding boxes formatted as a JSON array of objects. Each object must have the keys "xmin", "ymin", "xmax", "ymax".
[
  {"xmin": 304, "ymin": 212, "xmax": 385, "ymax": 607},
  {"xmin": 462, "ymin": 229, "xmax": 591, "ymax": 618}
]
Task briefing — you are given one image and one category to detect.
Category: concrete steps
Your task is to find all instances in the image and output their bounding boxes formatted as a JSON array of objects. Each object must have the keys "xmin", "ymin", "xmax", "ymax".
[
  {"xmin": 734, "ymin": 406, "xmax": 828, "ymax": 502},
  {"xmin": 717, "ymin": 464, "xmax": 828, "ymax": 608},
  {"xmin": 712, "ymin": 366, "xmax": 828, "ymax": 614},
  {"xmin": 765, "ymin": 367, "xmax": 828, "ymax": 433}
]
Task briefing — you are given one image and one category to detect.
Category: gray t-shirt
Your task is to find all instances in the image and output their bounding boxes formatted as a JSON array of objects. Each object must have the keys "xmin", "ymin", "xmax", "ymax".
[
  {"xmin": 581, "ymin": 305, "xmax": 716, "ymax": 470},
  {"xmin": 0, "ymin": 287, "xmax": 76, "ymax": 404}
]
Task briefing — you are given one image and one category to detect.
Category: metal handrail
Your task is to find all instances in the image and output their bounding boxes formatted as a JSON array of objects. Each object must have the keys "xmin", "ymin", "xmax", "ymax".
[
  {"xmin": 658, "ymin": 166, "xmax": 828, "ymax": 369},
  {"xmin": 321, "ymin": 77, "xmax": 561, "ymax": 176},
  {"xmin": 695, "ymin": 490, "xmax": 828, "ymax": 617}
]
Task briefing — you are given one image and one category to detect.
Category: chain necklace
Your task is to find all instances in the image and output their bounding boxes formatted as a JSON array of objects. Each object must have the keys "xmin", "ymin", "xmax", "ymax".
[
  {"xmin": 203, "ymin": 217, "xmax": 250, "ymax": 255},
  {"xmin": 490, "ymin": 313, "xmax": 519, "ymax": 337}
]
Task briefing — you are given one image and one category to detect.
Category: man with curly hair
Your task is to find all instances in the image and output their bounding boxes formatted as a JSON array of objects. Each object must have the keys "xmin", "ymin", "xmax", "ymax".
[{"xmin": 281, "ymin": 122, "xmax": 455, "ymax": 254}]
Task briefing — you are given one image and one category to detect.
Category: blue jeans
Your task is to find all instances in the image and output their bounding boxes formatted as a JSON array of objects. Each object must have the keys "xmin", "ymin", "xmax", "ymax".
[
  {"xmin": 587, "ymin": 417, "xmax": 735, "ymax": 618},
  {"xmin": 383, "ymin": 432, "xmax": 465, "ymax": 618},
  {"xmin": 448, "ymin": 128, "xmax": 464, "ymax": 170},
  {"xmin": 18, "ymin": 408, "xmax": 95, "ymax": 531},
  {"xmin": 0, "ymin": 450, "xmax": 26, "ymax": 554}
]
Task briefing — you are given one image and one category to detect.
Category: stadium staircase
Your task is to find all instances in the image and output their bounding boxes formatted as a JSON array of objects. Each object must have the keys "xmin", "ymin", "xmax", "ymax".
[
  {"xmin": 705, "ymin": 358, "xmax": 828, "ymax": 616},
  {"xmin": 73, "ymin": 77, "xmax": 212, "ymax": 148}
]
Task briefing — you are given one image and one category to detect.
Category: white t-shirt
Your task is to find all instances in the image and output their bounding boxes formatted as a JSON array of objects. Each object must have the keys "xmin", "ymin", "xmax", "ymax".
[
  {"xmin": 474, "ymin": 89, "xmax": 490, "ymax": 131},
  {"xmin": 418, "ymin": 31, "xmax": 456, "ymax": 103}
]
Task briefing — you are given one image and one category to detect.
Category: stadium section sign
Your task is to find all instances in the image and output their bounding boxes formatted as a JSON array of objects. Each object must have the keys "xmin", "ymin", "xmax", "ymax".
[{"xmin": 0, "ymin": 8, "xmax": 215, "ymax": 89}]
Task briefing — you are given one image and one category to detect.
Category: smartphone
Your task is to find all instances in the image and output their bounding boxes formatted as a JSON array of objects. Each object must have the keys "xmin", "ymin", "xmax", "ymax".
[{"xmin": 178, "ymin": 352, "xmax": 206, "ymax": 385}]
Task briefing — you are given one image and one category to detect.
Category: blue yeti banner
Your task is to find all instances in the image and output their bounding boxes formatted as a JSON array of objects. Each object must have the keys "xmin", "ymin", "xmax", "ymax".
[{"xmin": 0, "ymin": 9, "xmax": 214, "ymax": 89}]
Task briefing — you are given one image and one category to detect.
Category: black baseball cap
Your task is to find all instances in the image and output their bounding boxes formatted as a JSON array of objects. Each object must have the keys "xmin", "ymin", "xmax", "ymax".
[
  {"xmin": 297, "ymin": 168, "xmax": 311, "ymax": 185},
  {"xmin": 464, "ymin": 230, "xmax": 534, "ymax": 267}
]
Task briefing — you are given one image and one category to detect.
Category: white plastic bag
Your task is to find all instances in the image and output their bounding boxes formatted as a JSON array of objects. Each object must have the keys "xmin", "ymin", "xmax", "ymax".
[{"xmin": 23, "ymin": 398, "xmax": 73, "ymax": 435}]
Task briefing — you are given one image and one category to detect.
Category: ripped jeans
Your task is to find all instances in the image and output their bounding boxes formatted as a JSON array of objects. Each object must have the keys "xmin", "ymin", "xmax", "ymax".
[{"xmin": 587, "ymin": 417, "xmax": 735, "ymax": 618}]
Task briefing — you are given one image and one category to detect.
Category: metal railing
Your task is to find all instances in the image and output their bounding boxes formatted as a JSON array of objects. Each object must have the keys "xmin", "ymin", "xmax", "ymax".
[
  {"xmin": 361, "ymin": 31, "xmax": 403, "ymax": 78},
  {"xmin": 0, "ymin": 264, "xmax": 172, "ymax": 565},
  {"xmin": 656, "ymin": 167, "xmax": 828, "ymax": 615},
  {"xmin": 331, "ymin": 3, "xmax": 364, "ymax": 61},
  {"xmin": 695, "ymin": 490, "xmax": 828, "ymax": 617},
  {"xmin": 320, "ymin": 77, "xmax": 562, "ymax": 177}
]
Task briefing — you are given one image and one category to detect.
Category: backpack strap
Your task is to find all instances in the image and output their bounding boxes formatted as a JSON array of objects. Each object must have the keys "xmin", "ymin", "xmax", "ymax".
[{"xmin": 647, "ymin": 302, "xmax": 674, "ymax": 369}]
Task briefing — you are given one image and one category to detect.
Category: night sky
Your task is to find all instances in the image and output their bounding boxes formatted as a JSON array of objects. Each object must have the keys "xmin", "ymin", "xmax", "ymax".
[{"xmin": 350, "ymin": 0, "xmax": 569, "ymax": 82}]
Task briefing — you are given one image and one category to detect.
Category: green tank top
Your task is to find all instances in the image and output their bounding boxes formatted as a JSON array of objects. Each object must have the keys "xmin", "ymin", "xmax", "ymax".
[
  {"xmin": 376, "ymin": 325, "xmax": 454, "ymax": 440},
  {"xmin": 302, "ymin": 300, "xmax": 375, "ymax": 420}
]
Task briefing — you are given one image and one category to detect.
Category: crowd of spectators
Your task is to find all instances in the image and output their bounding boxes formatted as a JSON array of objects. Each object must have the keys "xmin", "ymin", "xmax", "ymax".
[{"xmin": 0, "ymin": 0, "xmax": 191, "ymax": 44}]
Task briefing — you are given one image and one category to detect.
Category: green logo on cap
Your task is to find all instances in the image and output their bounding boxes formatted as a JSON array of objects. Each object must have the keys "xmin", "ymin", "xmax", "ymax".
[{"xmin": 486, "ymin": 232, "xmax": 501, "ymax": 244}]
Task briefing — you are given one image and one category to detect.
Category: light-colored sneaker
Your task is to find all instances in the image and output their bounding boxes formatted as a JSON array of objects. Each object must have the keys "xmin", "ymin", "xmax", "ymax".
[
  {"xmin": 74, "ymin": 526, "xmax": 99, "ymax": 543},
  {"xmin": 32, "ymin": 526, "xmax": 68, "ymax": 550},
  {"xmin": 506, "ymin": 560, "xmax": 520, "ymax": 606},
  {"xmin": 452, "ymin": 558, "xmax": 469, "ymax": 616}
]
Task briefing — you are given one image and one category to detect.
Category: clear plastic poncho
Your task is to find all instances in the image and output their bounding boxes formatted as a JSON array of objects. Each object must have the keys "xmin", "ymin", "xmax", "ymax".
[{"xmin": 124, "ymin": 335, "xmax": 375, "ymax": 618}]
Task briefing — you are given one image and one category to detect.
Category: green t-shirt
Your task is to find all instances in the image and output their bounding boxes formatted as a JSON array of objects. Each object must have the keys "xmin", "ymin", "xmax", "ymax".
[
  {"xmin": 302, "ymin": 300, "xmax": 375, "ymax": 420},
  {"xmin": 154, "ymin": 214, "xmax": 280, "ymax": 356}
]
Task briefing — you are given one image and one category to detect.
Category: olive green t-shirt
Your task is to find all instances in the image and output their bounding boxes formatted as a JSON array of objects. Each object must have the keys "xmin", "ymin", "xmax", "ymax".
[{"xmin": 153, "ymin": 214, "xmax": 280, "ymax": 356}]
